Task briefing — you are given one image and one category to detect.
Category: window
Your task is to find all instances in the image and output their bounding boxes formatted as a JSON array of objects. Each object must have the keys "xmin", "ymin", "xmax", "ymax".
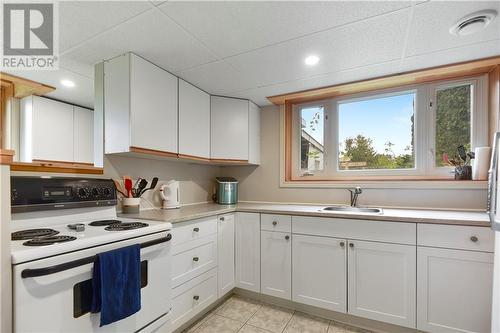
[{"xmin": 289, "ymin": 75, "xmax": 487, "ymax": 181}]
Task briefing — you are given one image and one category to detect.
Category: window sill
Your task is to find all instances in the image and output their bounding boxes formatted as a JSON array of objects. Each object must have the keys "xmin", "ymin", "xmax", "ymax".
[{"xmin": 280, "ymin": 179, "xmax": 488, "ymax": 190}]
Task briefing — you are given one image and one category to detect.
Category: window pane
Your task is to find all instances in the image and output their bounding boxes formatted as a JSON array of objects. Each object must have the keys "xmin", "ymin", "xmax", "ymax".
[
  {"xmin": 300, "ymin": 106, "xmax": 324, "ymax": 174},
  {"xmin": 338, "ymin": 93, "xmax": 415, "ymax": 170},
  {"xmin": 435, "ymin": 84, "xmax": 472, "ymax": 167}
]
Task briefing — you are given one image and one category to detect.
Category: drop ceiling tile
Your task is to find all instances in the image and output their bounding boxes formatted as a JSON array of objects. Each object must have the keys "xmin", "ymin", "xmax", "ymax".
[
  {"xmin": 224, "ymin": 10, "xmax": 410, "ymax": 88},
  {"xmin": 158, "ymin": 1, "xmax": 413, "ymax": 58},
  {"xmin": 4, "ymin": 68, "xmax": 94, "ymax": 109},
  {"xmin": 59, "ymin": 1, "xmax": 153, "ymax": 53},
  {"xmin": 400, "ymin": 39, "xmax": 500, "ymax": 72},
  {"xmin": 405, "ymin": 1, "xmax": 500, "ymax": 57},
  {"xmin": 62, "ymin": 9, "xmax": 217, "ymax": 72},
  {"xmin": 177, "ymin": 60, "xmax": 257, "ymax": 95}
]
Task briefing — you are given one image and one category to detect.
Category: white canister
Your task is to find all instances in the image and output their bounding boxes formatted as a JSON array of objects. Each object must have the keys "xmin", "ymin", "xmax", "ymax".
[
  {"xmin": 122, "ymin": 197, "xmax": 141, "ymax": 214},
  {"xmin": 472, "ymin": 147, "xmax": 491, "ymax": 180}
]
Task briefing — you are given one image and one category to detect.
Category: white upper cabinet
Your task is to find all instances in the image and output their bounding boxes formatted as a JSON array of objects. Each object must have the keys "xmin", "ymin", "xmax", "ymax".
[
  {"xmin": 20, "ymin": 96, "xmax": 94, "ymax": 165},
  {"xmin": 292, "ymin": 234, "xmax": 347, "ymax": 313},
  {"xmin": 235, "ymin": 212, "xmax": 260, "ymax": 293},
  {"xmin": 178, "ymin": 79, "xmax": 210, "ymax": 159},
  {"xmin": 347, "ymin": 240, "xmax": 416, "ymax": 328},
  {"xmin": 104, "ymin": 53, "xmax": 178, "ymax": 154},
  {"xmin": 73, "ymin": 106, "xmax": 94, "ymax": 164},
  {"xmin": 217, "ymin": 214, "xmax": 235, "ymax": 298},
  {"xmin": 210, "ymin": 96, "xmax": 249, "ymax": 161}
]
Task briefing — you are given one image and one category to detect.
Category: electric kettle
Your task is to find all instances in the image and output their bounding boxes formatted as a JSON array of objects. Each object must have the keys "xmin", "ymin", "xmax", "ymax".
[{"xmin": 159, "ymin": 180, "xmax": 180, "ymax": 209}]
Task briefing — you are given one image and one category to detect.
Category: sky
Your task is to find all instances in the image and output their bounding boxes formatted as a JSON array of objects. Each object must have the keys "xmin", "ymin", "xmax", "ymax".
[{"xmin": 302, "ymin": 93, "xmax": 414, "ymax": 156}]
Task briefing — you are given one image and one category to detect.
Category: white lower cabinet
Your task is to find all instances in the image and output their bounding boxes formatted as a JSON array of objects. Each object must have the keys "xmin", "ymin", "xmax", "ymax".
[
  {"xmin": 235, "ymin": 212, "xmax": 260, "ymax": 292},
  {"xmin": 417, "ymin": 247, "xmax": 493, "ymax": 333},
  {"xmin": 217, "ymin": 214, "xmax": 235, "ymax": 298},
  {"xmin": 347, "ymin": 240, "xmax": 416, "ymax": 328},
  {"xmin": 171, "ymin": 268, "xmax": 218, "ymax": 331},
  {"xmin": 292, "ymin": 234, "xmax": 347, "ymax": 312},
  {"xmin": 261, "ymin": 230, "xmax": 291, "ymax": 300}
]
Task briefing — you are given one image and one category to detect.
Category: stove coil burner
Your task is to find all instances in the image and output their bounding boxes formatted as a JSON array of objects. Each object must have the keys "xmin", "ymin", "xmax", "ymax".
[
  {"xmin": 23, "ymin": 235, "xmax": 77, "ymax": 246},
  {"xmin": 105, "ymin": 222, "xmax": 149, "ymax": 231},
  {"xmin": 89, "ymin": 219, "xmax": 122, "ymax": 227},
  {"xmin": 12, "ymin": 228, "xmax": 59, "ymax": 241}
]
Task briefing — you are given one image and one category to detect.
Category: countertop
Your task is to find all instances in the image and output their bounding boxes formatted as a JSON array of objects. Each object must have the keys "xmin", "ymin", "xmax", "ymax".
[{"xmin": 119, "ymin": 202, "xmax": 491, "ymax": 227}]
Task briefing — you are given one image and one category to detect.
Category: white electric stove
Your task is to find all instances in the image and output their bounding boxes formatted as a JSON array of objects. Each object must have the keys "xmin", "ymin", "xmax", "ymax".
[{"xmin": 10, "ymin": 176, "xmax": 172, "ymax": 333}]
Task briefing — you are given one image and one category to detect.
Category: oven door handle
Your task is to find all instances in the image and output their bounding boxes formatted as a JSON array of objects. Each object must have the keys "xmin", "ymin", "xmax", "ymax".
[{"xmin": 21, "ymin": 233, "xmax": 172, "ymax": 279}]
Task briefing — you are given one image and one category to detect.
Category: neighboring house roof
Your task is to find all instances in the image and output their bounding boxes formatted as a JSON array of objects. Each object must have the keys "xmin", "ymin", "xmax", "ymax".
[{"xmin": 301, "ymin": 129, "xmax": 324, "ymax": 153}]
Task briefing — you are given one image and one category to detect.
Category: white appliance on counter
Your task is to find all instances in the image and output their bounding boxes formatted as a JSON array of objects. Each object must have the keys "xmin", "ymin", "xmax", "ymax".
[
  {"xmin": 160, "ymin": 180, "xmax": 180, "ymax": 209},
  {"xmin": 488, "ymin": 132, "xmax": 500, "ymax": 332},
  {"xmin": 10, "ymin": 176, "xmax": 172, "ymax": 333}
]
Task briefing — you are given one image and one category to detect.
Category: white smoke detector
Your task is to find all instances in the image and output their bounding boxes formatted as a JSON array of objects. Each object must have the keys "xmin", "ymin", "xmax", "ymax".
[{"xmin": 450, "ymin": 10, "xmax": 497, "ymax": 36}]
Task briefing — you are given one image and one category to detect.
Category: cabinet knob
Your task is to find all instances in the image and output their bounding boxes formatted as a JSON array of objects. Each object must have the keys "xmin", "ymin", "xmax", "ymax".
[
  {"xmin": 193, "ymin": 295, "xmax": 199, "ymax": 301},
  {"xmin": 470, "ymin": 236, "xmax": 478, "ymax": 243},
  {"xmin": 349, "ymin": 243, "xmax": 354, "ymax": 248},
  {"xmin": 339, "ymin": 241, "xmax": 345, "ymax": 247},
  {"xmin": 285, "ymin": 235, "xmax": 290, "ymax": 240},
  {"xmin": 193, "ymin": 227, "xmax": 200, "ymax": 232},
  {"xmin": 272, "ymin": 221, "xmax": 277, "ymax": 226},
  {"xmin": 220, "ymin": 217, "xmax": 225, "ymax": 221},
  {"xmin": 193, "ymin": 257, "xmax": 199, "ymax": 262}
]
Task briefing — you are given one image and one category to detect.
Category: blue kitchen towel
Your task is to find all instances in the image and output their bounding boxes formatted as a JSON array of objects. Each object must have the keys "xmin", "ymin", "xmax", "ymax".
[{"xmin": 90, "ymin": 244, "xmax": 141, "ymax": 326}]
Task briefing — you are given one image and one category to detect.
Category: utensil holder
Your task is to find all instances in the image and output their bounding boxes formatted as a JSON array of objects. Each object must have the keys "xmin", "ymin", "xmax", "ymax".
[
  {"xmin": 454, "ymin": 166, "xmax": 472, "ymax": 180},
  {"xmin": 122, "ymin": 197, "xmax": 141, "ymax": 214}
]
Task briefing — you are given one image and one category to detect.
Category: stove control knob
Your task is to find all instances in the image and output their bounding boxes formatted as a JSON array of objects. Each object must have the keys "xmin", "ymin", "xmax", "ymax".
[
  {"xmin": 77, "ymin": 187, "xmax": 90, "ymax": 199},
  {"xmin": 91, "ymin": 188, "xmax": 100, "ymax": 197},
  {"xmin": 101, "ymin": 187, "xmax": 112, "ymax": 197}
]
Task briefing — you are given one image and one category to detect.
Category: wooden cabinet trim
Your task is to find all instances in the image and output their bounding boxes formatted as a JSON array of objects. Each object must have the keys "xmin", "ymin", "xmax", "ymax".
[
  {"xmin": 0, "ymin": 149, "xmax": 14, "ymax": 165},
  {"xmin": 11, "ymin": 161, "xmax": 103, "ymax": 174}
]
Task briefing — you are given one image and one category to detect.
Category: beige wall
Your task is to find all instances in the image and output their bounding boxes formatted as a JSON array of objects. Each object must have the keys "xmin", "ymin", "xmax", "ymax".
[{"xmin": 222, "ymin": 105, "xmax": 488, "ymax": 211}]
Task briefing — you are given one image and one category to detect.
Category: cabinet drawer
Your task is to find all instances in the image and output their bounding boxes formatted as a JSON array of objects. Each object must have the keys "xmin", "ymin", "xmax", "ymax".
[
  {"xmin": 172, "ymin": 217, "xmax": 217, "ymax": 248},
  {"xmin": 171, "ymin": 268, "xmax": 218, "ymax": 331},
  {"xmin": 261, "ymin": 214, "xmax": 291, "ymax": 232},
  {"xmin": 292, "ymin": 216, "xmax": 416, "ymax": 245},
  {"xmin": 418, "ymin": 224, "xmax": 494, "ymax": 252},
  {"xmin": 172, "ymin": 235, "xmax": 217, "ymax": 288}
]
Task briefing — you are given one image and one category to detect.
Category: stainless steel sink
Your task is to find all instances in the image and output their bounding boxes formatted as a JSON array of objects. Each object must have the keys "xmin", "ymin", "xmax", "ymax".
[{"xmin": 321, "ymin": 206, "xmax": 383, "ymax": 214}]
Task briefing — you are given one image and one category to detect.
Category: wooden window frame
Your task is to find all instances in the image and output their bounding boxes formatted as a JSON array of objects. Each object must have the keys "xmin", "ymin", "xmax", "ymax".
[{"xmin": 278, "ymin": 57, "xmax": 500, "ymax": 187}]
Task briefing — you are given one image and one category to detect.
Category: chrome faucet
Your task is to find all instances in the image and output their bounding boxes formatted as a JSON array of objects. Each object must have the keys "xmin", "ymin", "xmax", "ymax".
[{"xmin": 348, "ymin": 187, "xmax": 362, "ymax": 207}]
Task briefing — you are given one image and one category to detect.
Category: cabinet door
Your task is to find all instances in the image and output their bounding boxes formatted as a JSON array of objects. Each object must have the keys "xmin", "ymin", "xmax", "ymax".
[
  {"xmin": 217, "ymin": 214, "xmax": 235, "ymax": 298},
  {"xmin": 235, "ymin": 212, "xmax": 260, "ymax": 292},
  {"xmin": 248, "ymin": 101, "xmax": 260, "ymax": 165},
  {"xmin": 210, "ymin": 96, "xmax": 248, "ymax": 160},
  {"xmin": 32, "ymin": 96, "xmax": 74, "ymax": 162},
  {"xmin": 73, "ymin": 106, "xmax": 94, "ymax": 164},
  {"xmin": 130, "ymin": 54, "xmax": 178, "ymax": 153},
  {"xmin": 348, "ymin": 240, "xmax": 416, "ymax": 328},
  {"xmin": 417, "ymin": 247, "xmax": 493, "ymax": 333},
  {"xmin": 292, "ymin": 234, "xmax": 346, "ymax": 312},
  {"xmin": 261, "ymin": 231, "xmax": 291, "ymax": 300},
  {"xmin": 179, "ymin": 79, "xmax": 210, "ymax": 159}
]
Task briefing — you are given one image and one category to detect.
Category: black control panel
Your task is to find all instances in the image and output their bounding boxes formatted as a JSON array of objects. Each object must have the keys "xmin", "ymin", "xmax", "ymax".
[{"xmin": 11, "ymin": 177, "xmax": 117, "ymax": 213}]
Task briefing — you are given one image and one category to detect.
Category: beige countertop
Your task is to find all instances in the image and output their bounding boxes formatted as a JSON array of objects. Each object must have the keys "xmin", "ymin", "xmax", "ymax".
[{"xmin": 119, "ymin": 202, "xmax": 491, "ymax": 227}]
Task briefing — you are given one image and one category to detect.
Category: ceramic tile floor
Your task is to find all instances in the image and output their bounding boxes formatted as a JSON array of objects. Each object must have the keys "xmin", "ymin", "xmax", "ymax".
[{"xmin": 183, "ymin": 295, "xmax": 372, "ymax": 333}]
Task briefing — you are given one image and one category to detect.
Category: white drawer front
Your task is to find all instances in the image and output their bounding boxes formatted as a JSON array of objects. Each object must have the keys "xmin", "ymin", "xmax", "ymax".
[
  {"xmin": 173, "ymin": 217, "xmax": 217, "ymax": 247},
  {"xmin": 261, "ymin": 214, "xmax": 291, "ymax": 232},
  {"xmin": 292, "ymin": 216, "xmax": 416, "ymax": 245},
  {"xmin": 418, "ymin": 224, "xmax": 494, "ymax": 252},
  {"xmin": 171, "ymin": 268, "xmax": 218, "ymax": 331},
  {"xmin": 172, "ymin": 235, "xmax": 217, "ymax": 288}
]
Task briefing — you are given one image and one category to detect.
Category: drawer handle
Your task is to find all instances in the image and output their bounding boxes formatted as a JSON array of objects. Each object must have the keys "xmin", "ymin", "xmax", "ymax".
[
  {"xmin": 193, "ymin": 227, "xmax": 200, "ymax": 232},
  {"xmin": 220, "ymin": 217, "xmax": 225, "ymax": 221},
  {"xmin": 340, "ymin": 241, "xmax": 345, "ymax": 247},
  {"xmin": 272, "ymin": 221, "xmax": 278, "ymax": 226},
  {"xmin": 193, "ymin": 295, "xmax": 199, "ymax": 301},
  {"xmin": 285, "ymin": 235, "xmax": 290, "ymax": 240},
  {"xmin": 470, "ymin": 236, "xmax": 479, "ymax": 243},
  {"xmin": 193, "ymin": 257, "xmax": 199, "ymax": 262},
  {"xmin": 349, "ymin": 243, "xmax": 354, "ymax": 248}
]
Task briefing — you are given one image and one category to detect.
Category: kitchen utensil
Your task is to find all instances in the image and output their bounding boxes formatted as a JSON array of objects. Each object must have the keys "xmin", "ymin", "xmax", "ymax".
[
  {"xmin": 458, "ymin": 145, "xmax": 467, "ymax": 163},
  {"xmin": 135, "ymin": 179, "xmax": 148, "ymax": 197},
  {"xmin": 140, "ymin": 177, "xmax": 158, "ymax": 196},
  {"xmin": 124, "ymin": 178, "xmax": 133, "ymax": 198},
  {"xmin": 113, "ymin": 179, "xmax": 127, "ymax": 197}
]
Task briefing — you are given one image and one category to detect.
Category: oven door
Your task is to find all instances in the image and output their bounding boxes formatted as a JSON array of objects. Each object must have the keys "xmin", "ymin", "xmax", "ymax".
[{"xmin": 13, "ymin": 231, "xmax": 171, "ymax": 333}]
